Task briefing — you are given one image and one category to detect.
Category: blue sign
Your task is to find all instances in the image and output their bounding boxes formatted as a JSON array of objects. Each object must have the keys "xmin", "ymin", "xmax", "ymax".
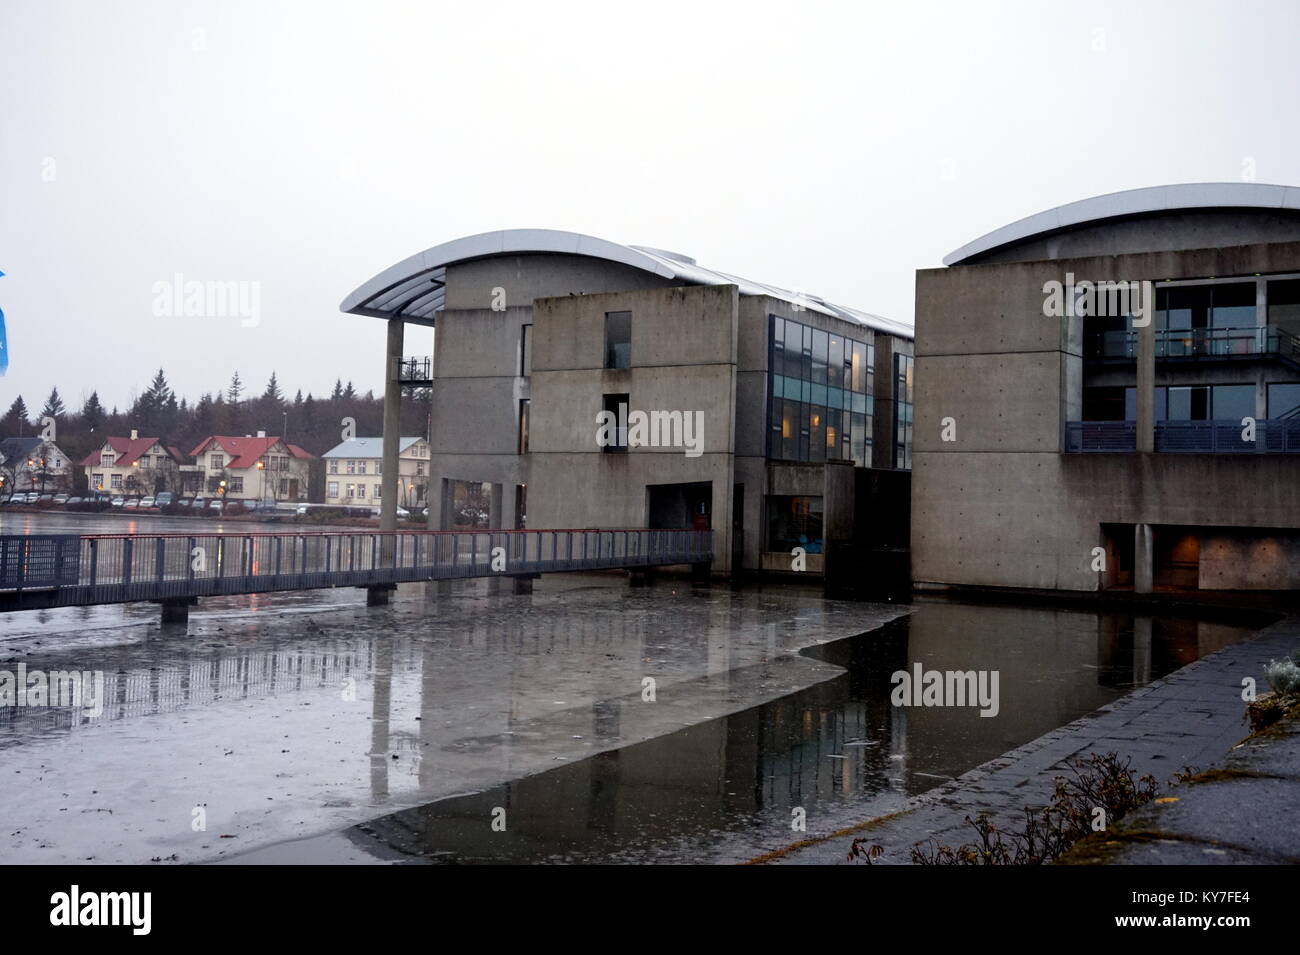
[{"xmin": 0, "ymin": 269, "xmax": 7, "ymax": 377}]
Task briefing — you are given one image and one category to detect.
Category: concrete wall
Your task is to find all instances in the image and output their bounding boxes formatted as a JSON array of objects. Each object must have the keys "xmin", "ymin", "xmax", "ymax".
[
  {"xmin": 528, "ymin": 283, "xmax": 739, "ymax": 572},
  {"xmin": 913, "ymin": 237, "xmax": 1300, "ymax": 591}
]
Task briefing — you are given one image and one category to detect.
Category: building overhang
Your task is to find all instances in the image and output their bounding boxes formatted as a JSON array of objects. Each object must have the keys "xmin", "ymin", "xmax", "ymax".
[{"xmin": 943, "ymin": 182, "xmax": 1300, "ymax": 266}]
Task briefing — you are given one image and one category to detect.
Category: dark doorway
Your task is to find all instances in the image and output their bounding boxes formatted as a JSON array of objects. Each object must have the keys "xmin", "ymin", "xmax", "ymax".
[{"xmin": 647, "ymin": 481, "xmax": 711, "ymax": 530}]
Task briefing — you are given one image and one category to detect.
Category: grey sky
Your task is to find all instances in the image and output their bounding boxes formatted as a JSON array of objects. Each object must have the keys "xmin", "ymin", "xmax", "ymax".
[{"xmin": 2, "ymin": 0, "xmax": 1297, "ymax": 412}]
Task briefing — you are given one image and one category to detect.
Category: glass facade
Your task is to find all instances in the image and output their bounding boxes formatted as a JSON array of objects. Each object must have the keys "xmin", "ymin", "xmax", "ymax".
[
  {"xmin": 1084, "ymin": 384, "xmax": 1257, "ymax": 421},
  {"xmin": 767, "ymin": 315, "xmax": 873, "ymax": 467},
  {"xmin": 894, "ymin": 353, "xmax": 914, "ymax": 470}
]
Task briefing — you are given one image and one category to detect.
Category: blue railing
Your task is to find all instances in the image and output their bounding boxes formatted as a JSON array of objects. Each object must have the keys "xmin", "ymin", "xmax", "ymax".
[{"xmin": 1066, "ymin": 419, "xmax": 1300, "ymax": 453}]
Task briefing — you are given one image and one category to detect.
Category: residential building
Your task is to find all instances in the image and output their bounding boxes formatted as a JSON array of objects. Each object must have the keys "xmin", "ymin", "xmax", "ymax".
[
  {"xmin": 914, "ymin": 182, "xmax": 1300, "ymax": 593},
  {"xmin": 341, "ymin": 229, "xmax": 913, "ymax": 574},
  {"xmin": 321, "ymin": 437, "xmax": 430, "ymax": 508},
  {"xmin": 0, "ymin": 436, "xmax": 73, "ymax": 493},
  {"xmin": 81, "ymin": 430, "xmax": 186, "ymax": 496},
  {"xmin": 187, "ymin": 433, "xmax": 313, "ymax": 502}
]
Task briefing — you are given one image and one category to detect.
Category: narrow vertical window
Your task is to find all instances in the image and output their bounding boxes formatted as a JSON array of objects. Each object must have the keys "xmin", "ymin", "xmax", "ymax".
[{"xmin": 605, "ymin": 311, "xmax": 631, "ymax": 369}]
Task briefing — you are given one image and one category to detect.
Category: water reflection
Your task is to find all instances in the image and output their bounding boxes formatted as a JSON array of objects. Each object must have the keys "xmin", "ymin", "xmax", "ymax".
[{"xmin": 337, "ymin": 601, "xmax": 1256, "ymax": 864}]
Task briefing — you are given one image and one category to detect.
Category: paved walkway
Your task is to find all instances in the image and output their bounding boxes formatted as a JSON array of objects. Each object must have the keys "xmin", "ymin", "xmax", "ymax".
[
  {"xmin": 1064, "ymin": 709, "xmax": 1300, "ymax": 864},
  {"xmin": 758, "ymin": 615, "xmax": 1300, "ymax": 865}
]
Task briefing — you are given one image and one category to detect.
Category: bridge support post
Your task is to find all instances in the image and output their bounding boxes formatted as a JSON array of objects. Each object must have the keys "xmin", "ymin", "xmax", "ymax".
[
  {"xmin": 159, "ymin": 597, "xmax": 197, "ymax": 625},
  {"xmin": 511, "ymin": 573, "xmax": 539, "ymax": 595},
  {"xmin": 367, "ymin": 583, "xmax": 397, "ymax": 606},
  {"xmin": 628, "ymin": 568, "xmax": 654, "ymax": 587}
]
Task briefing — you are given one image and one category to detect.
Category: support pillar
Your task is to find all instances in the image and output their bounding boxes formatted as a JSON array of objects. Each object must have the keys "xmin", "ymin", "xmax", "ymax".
[
  {"xmin": 366, "ymin": 583, "xmax": 396, "ymax": 606},
  {"xmin": 511, "ymin": 574, "xmax": 538, "ymax": 595},
  {"xmin": 159, "ymin": 597, "xmax": 196, "ymax": 625},
  {"xmin": 1135, "ymin": 315, "xmax": 1155, "ymax": 453},
  {"xmin": 1134, "ymin": 523, "xmax": 1154, "ymax": 595},
  {"xmin": 380, "ymin": 317, "xmax": 404, "ymax": 532}
]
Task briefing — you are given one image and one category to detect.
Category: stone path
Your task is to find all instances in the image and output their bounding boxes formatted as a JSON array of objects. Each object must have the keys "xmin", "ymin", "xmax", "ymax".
[{"xmin": 757, "ymin": 615, "xmax": 1300, "ymax": 865}]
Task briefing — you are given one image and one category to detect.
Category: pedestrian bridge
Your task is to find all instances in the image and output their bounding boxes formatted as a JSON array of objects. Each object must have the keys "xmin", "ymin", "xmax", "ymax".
[{"xmin": 0, "ymin": 528, "xmax": 714, "ymax": 621}]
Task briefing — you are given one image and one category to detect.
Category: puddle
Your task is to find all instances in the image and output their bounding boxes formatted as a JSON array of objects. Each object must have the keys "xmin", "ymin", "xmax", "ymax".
[{"xmin": 241, "ymin": 600, "xmax": 1258, "ymax": 864}]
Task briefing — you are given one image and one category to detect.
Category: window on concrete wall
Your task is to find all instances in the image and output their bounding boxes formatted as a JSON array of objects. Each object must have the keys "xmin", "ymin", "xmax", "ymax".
[
  {"xmin": 1267, "ymin": 279, "xmax": 1300, "ymax": 338},
  {"xmin": 518, "ymin": 399, "xmax": 530, "ymax": 454},
  {"xmin": 767, "ymin": 315, "xmax": 874, "ymax": 467},
  {"xmin": 520, "ymin": 324, "xmax": 532, "ymax": 376},
  {"xmin": 1268, "ymin": 382, "xmax": 1300, "ymax": 419},
  {"xmin": 894, "ymin": 353, "xmax": 914, "ymax": 470},
  {"xmin": 601, "ymin": 393, "xmax": 628, "ymax": 452},
  {"xmin": 766, "ymin": 495, "xmax": 823, "ymax": 553},
  {"xmin": 605, "ymin": 311, "xmax": 631, "ymax": 369}
]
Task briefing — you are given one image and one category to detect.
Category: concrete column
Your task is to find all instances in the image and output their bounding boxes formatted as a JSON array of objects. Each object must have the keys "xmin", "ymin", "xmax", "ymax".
[
  {"xmin": 489, "ymin": 483, "xmax": 504, "ymax": 530},
  {"xmin": 1135, "ymin": 316, "xmax": 1155, "ymax": 452},
  {"xmin": 380, "ymin": 317, "xmax": 404, "ymax": 532},
  {"xmin": 1134, "ymin": 523, "xmax": 1154, "ymax": 594}
]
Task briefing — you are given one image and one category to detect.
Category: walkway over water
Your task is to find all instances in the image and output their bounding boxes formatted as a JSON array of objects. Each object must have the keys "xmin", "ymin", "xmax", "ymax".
[{"xmin": 0, "ymin": 528, "xmax": 714, "ymax": 618}]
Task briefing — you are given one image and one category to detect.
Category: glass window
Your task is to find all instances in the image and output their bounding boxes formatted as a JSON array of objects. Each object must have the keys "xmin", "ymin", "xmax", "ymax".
[
  {"xmin": 1167, "ymin": 386, "xmax": 1209, "ymax": 420},
  {"xmin": 811, "ymin": 329, "xmax": 828, "ymax": 385},
  {"xmin": 1268, "ymin": 279, "xmax": 1300, "ymax": 337},
  {"xmin": 520, "ymin": 324, "xmax": 533, "ymax": 376},
  {"xmin": 1211, "ymin": 385, "xmax": 1255, "ymax": 421},
  {"xmin": 782, "ymin": 399, "xmax": 797, "ymax": 460},
  {"xmin": 605, "ymin": 311, "xmax": 631, "ymax": 369},
  {"xmin": 518, "ymin": 398, "xmax": 530, "ymax": 454},
  {"xmin": 850, "ymin": 342, "xmax": 866, "ymax": 392},
  {"xmin": 809, "ymin": 406, "xmax": 826, "ymax": 462},
  {"xmin": 828, "ymin": 336, "xmax": 843, "ymax": 388},
  {"xmin": 1268, "ymin": 382, "xmax": 1300, "ymax": 419},
  {"xmin": 327, "ymin": 481, "xmax": 338, "ymax": 497},
  {"xmin": 767, "ymin": 496, "xmax": 824, "ymax": 553},
  {"xmin": 1210, "ymin": 283, "xmax": 1256, "ymax": 330}
]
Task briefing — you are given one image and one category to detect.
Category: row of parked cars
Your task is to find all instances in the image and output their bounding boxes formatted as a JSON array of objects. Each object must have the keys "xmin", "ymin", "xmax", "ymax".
[{"xmin": 0, "ymin": 491, "xmax": 283, "ymax": 513}]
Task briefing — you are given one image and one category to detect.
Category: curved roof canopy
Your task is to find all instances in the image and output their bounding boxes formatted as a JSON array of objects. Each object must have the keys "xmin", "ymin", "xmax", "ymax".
[
  {"xmin": 341, "ymin": 228, "xmax": 911, "ymax": 338},
  {"xmin": 943, "ymin": 182, "xmax": 1300, "ymax": 266}
]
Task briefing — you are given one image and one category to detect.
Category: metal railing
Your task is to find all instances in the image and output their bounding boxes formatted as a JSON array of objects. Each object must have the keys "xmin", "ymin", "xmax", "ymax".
[
  {"xmin": 0, "ymin": 528, "xmax": 714, "ymax": 609},
  {"xmin": 396, "ymin": 356, "xmax": 433, "ymax": 383},
  {"xmin": 1085, "ymin": 325, "xmax": 1300, "ymax": 362},
  {"xmin": 1065, "ymin": 419, "xmax": 1300, "ymax": 453},
  {"xmin": 1064, "ymin": 421, "xmax": 1137, "ymax": 452}
]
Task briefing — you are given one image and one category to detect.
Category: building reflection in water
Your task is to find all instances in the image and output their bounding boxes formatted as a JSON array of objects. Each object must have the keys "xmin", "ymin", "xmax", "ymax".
[{"xmin": 343, "ymin": 601, "xmax": 1259, "ymax": 864}]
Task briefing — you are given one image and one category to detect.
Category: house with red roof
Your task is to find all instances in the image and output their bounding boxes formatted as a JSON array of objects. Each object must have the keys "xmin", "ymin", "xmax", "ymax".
[
  {"xmin": 187, "ymin": 432, "xmax": 314, "ymax": 502},
  {"xmin": 82, "ymin": 430, "xmax": 187, "ymax": 496}
]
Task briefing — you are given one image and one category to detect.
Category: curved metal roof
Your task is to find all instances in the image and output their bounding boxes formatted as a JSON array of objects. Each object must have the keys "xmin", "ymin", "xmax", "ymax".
[
  {"xmin": 341, "ymin": 228, "xmax": 911, "ymax": 338},
  {"xmin": 943, "ymin": 182, "xmax": 1300, "ymax": 266}
]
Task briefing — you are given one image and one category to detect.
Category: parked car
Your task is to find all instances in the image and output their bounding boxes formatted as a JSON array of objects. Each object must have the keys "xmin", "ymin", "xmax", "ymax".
[
  {"xmin": 35, "ymin": 493, "xmax": 55, "ymax": 506},
  {"xmin": 65, "ymin": 496, "xmax": 83, "ymax": 506},
  {"xmin": 123, "ymin": 498, "xmax": 140, "ymax": 510},
  {"xmin": 110, "ymin": 496, "xmax": 126, "ymax": 508},
  {"xmin": 156, "ymin": 492, "xmax": 175, "ymax": 507},
  {"xmin": 52, "ymin": 493, "xmax": 69, "ymax": 505},
  {"xmin": 140, "ymin": 496, "xmax": 156, "ymax": 509},
  {"xmin": 208, "ymin": 499, "xmax": 224, "ymax": 511}
]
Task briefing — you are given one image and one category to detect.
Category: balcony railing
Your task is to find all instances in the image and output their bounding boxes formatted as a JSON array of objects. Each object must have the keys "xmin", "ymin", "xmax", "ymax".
[
  {"xmin": 1085, "ymin": 325, "xmax": 1300, "ymax": 362},
  {"xmin": 1065, "ymin": 419, "xmax": 1300, "ymax": 453},
  {"xmin": 396, "ymin": 356, "xmax": 433, "ymax": 384}
]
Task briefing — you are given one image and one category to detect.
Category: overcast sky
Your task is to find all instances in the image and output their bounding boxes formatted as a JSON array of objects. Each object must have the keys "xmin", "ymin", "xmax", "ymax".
[{"xmin": 2, "ymin": 0, "xmax": 1298, "ymax": 413}]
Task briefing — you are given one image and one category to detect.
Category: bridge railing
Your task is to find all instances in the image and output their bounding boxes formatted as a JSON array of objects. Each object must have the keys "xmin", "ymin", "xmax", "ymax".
[{"xmin": 5, "ymin": 527, "xmax": 713, "ymax": 605}]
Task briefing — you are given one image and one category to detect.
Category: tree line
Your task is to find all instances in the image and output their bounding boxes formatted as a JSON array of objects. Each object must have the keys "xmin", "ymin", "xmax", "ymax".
[{"xmin": 1, "ymin": 369, "xmax": 432, "ymax": 480}]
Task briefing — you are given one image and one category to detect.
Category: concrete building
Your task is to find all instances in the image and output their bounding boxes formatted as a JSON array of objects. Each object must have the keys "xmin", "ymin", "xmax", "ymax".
[
  {"xmin": 82, "ymin": 431, "xmax": 186, "ymax": 496},
  {"xmin": 341, "ymin": 229, "xmax": 913, "ymax": 575},
  {"xmin": 914, "ymin": 182, "xmax": 1300, "ymax": 593},
  {"xmin": 321, "ymin": 437, "xmax": 430, "ymax": 509},
  {"xmin": 186, "ymin": 433, "xmax": 313, "ymax": 503}
]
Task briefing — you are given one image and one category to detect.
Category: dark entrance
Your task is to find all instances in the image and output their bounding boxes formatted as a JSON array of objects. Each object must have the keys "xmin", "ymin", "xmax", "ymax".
[{"xmin": 647, "ymin": 481, "xmax": 711, "ymax": 531}]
